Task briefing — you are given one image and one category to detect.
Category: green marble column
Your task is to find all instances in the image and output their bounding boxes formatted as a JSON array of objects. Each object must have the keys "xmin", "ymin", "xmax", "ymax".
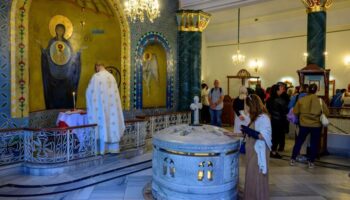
[
  {"xmin": 307, "ymin": 12, "xmax": 326, "ymax": 68},
  {"xmin": 176, "ymin": 10, "xmax": 210, "ymax": 111},
  {"xmin": 302, "ymin": 0, "xmax": 333, "ymax": 68},
  {"xmin": 178, "ymin": 31, "xmax": 202, "ymax": 111}
]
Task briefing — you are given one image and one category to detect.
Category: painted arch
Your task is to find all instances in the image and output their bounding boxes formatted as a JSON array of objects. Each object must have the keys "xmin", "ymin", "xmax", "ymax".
[
  {"xmin": 134, "ymin": 32, "xmax": 175, "ymax": 109},
  {"xmin": 10, "ymin": 0, "xmax": 131, "ymax": 117}
]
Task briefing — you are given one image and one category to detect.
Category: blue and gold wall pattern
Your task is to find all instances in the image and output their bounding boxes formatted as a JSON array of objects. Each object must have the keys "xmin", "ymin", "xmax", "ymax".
[
  {"xmin": 0, "ymin": 1, "xmax": 27, "ymax": 128},
  {"xmin": 133, "ymin": 32, "xmax": 174, "ymax": 109}
]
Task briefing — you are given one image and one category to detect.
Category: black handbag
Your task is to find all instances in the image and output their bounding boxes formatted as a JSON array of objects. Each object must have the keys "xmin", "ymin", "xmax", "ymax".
[
  {"xmin": 239, "ymin": 136, "xmax": 246, "ymax": 154},
  {"xmin": 240, "ymin": 122, "xmax": 253, "ymax": 154}
]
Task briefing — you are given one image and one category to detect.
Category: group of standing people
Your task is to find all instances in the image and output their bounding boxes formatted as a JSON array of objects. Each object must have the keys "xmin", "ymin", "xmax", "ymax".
[
  {"xmin": 216, "ymin": 80, "xmax": 329, "ymax": 167},
  {"xmin": 201, "ymin": 79, "xmax": 330, "ymax": 200},
  {"xmin": 330, "ymin": 88, "xmax": 350, "ymax": 115}
]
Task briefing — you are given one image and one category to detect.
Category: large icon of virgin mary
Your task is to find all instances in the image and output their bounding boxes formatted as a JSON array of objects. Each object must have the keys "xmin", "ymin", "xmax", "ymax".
[{"xmin": 41, "ymin": 15, "xmax": 81, "ymax": 109}]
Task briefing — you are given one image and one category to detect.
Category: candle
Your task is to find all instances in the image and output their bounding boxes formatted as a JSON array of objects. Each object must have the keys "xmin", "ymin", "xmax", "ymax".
[{"xmin": 72, "ymin": 91, "xmax": 76, "ymax": 110}]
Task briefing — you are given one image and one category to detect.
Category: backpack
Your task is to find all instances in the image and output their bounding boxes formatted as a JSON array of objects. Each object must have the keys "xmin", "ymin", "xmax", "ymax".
[{"xmin": 210, "ymin": 88, "xmax": 222, "ymax": 95}]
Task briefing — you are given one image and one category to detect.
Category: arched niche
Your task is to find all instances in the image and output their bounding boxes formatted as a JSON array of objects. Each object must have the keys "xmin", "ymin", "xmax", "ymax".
[
  {"xmin": 134, "ymin": 32, "xmax": 174, "ymax": 109},
  {"xmin": 10, "ymin": 0, "xmax": 131, "ymax": 118}
]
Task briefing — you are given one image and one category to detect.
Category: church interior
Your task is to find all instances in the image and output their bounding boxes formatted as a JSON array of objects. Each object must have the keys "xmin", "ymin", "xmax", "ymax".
[{"xmin": 0, "ymin": 0, "xmax": 349, "ymax": 199}]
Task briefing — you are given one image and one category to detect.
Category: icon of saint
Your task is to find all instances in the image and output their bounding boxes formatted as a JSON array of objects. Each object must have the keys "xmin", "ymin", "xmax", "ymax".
[{"xmin": 41, "ymin": 16, "xmax": 81, "ymax": 109}]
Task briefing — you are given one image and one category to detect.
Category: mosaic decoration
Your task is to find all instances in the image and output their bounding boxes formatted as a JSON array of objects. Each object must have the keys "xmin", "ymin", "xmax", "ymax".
[
  {"xmin": 0, "ymin": 110, "xmax": 190, "ymax": 166},
  {"xmin": 111, "ymin": 0, "xmax": 131, "ymax": 110},
  {"xmin": 10, "ymin": 0, "xmax": 131, "ymax": 118},
  {"xmin": 24, "ymin": 126, "xmax": 96, "ymax": 163},
  {"xmin": 120, "ymin": 120, "xmax": 147, "ymax": 151},
  {"xmin": 10, "ymin": 0, "xmax": 30, "ymax": 118},
  {"xmin": 0, "ymin": 129, "xmax": 24, "ymax": 166},
  {"xmin": 0, "ymin": 1, "xmax": 25, "ymax": 128},
  {"xmin": 28, "ymin": 109, "xmax": 64, "ymax": 128},
  {"xmin": 141, "ymin": 112, "xmax": 191, "ymax": 140},
  {"xmin": 134, "ymin": 32, "xmax": 174, "ymax": 109}
]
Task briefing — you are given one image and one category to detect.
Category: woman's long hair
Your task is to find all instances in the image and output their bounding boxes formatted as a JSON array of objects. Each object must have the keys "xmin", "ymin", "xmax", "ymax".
[
  {"xmin": 246, "ymin": 94, "xmax": 269, "ymax": 122},
  {"xmin": 269, "ymin": 84, "xmax": 280, "ymax": 99}
]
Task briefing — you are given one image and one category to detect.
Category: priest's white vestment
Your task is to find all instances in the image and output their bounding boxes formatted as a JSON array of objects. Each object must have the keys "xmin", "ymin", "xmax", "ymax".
[{"xmin": 86, "ymin": 69, "xmax": 125, "ymax": 154}]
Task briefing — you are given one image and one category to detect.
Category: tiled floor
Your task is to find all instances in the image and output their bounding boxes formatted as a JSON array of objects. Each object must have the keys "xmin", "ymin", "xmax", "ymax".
[{"xmin": 0, "ymin": 139, "xmax": 349, "ymax": 200}]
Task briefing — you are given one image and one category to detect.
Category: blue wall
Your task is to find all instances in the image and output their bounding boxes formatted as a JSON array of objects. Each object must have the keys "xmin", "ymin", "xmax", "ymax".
[{"xmin": 0, "ymin": 1, "xmax": 28, "ymax": 128}]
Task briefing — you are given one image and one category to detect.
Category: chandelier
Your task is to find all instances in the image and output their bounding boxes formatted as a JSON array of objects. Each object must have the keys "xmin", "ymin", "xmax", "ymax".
[
  {"xmin": 124, "ymin": 0, "xmax": 160, "ymax": 23},
  {"xmin": 232, "ymin": 8, "xmax": 246, "ymax": 68}
]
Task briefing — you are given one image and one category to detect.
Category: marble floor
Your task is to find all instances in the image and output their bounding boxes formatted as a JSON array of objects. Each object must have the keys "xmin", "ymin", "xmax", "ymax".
[{"xmin": 0, "ymin": 139, "xmax": 349, "ymax": 200}]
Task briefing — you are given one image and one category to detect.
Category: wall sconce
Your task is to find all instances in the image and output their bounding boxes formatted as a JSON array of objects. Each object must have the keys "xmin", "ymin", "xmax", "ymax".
[
  {"xmin": 323, "ymin": 51, "xmax": 328, "ymax": 60},
  {"xmin": 303, "ymin": 52, "xmax": 308, "ymax": 63},
  {"xmin": 248, "ymin": 59, "xmax": 263, "ymax": 73},
  {"xmin": 344, "ymin": 56, "xmax": 350, "ymax": 67}
]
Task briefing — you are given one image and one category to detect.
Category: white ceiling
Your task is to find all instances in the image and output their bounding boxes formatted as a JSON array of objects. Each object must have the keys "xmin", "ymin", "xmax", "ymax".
[
  {"xmin": 179, "ymin": 0, "xmax": 270, "ymax": 11},
  {"xmin": 179, "ymin": 0, "xmax": 350, "ymax": 45}
]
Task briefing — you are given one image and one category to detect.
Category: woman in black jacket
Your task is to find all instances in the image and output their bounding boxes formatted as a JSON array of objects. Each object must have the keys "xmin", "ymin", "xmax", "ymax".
[{"xmin": 266, "ymin": 83, "xmax": 289, "ymax": 158}]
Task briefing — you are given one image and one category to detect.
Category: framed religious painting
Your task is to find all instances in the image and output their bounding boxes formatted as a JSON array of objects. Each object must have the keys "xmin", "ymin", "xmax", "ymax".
[
  {"xmin": 305, "ymin": 75, "xmax": 324, "ymax": 95},
  {"xmin": 298, "ymin": 64, "xmax": 330, "ymax": 100},
  {"xmin": 106, "ymin": 66, "xmax": 121, "ymax": 89}
]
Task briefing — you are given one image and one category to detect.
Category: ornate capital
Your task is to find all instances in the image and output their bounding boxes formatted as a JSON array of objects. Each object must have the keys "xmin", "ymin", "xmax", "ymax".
[
  {"xmin": 176, "ymin": 10, "xmax": 211, "ymax": 32},
  {"xmin": 301, "ymin": 0, "xmax": 333, "ymax": 13}
]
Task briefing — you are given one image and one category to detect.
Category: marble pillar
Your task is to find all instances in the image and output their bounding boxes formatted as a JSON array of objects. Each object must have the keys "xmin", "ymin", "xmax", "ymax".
[
  {"xmin": 176, "ymin": 10, "xmax": 210, "ymax": 111},
  {"xmin": 302, "ymin": 0, "xmax": 333, "ymax": 68},
  {"xmin": 307, "ymin": 12, "xmax": 326, "ymax": 68}
]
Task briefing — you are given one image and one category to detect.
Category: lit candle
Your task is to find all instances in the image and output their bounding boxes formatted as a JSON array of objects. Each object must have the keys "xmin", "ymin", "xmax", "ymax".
[{"xmin": 72, "ymin": 92, "xmax": 76, "ymax": 110}]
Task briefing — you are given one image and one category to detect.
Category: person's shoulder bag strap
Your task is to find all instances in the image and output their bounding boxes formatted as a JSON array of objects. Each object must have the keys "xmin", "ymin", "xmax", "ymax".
[{"xmin": 319, "ymin": 98, "xmax": 324, "ymax": 114}]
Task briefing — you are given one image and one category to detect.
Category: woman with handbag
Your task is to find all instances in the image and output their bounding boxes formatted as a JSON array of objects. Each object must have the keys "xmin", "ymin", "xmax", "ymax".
[
  {"xmin": 241, "ymin": 94, "xmax": 272, "ymax": 200},
  {"xmin": 290, "ymin": 84, "xmax": 329, "ymax": 168}
]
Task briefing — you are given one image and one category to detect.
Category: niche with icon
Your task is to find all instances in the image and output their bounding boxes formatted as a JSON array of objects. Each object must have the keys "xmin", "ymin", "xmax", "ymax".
[
  {"xmin": 142, "ymin": 43, "xmax": 167, "ymax": 108},
  {"xmin": 134, "ymin": 32, "xmax": 175, "ymax": 110},
  {"xmin": 28, "ymin": 0, "xmax": 122, "ymax": 111}
]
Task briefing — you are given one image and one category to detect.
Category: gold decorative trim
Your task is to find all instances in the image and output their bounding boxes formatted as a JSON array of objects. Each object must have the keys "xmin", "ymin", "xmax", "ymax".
[
  {"xmin": 225, "ymin": 149, "xmax": 239, "ymax": 155},
  {"xmin": 10, "ymin": 0, "xmax": 31, "ymax": 118},
  {"xmin": 110, "ymin": 0, "xmax": 131, "ymax": 110},
  {"xmin": 49, "ymin": 15, "xmax": 73, "ymax": 39},
  {"xmin": 176, "ymin": 10, "xmax": 211, "ymax": 32},
  {"xmin": 159, "ymin": 148, "xmax": 220, "ymax": 157},
  {"xmin": 10, "ymin": 0, "xmax": 131, "ymax": 118},
  {"xmin": 301, "ymin": 0, "xmax": 333, "ymax": 13},
  {"xmin": 10, "ymin": 0, "xmax": 18, "ymax": 117}
]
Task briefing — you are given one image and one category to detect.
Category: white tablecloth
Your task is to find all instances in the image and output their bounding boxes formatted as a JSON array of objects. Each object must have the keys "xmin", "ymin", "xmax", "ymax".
[
  {"xmin": 56, "ymin": 111, "xmax": 88, "ymax": 151},
  {"xmin": 56, "ymin": 111, "xmax": 88, "ymax": 127}
]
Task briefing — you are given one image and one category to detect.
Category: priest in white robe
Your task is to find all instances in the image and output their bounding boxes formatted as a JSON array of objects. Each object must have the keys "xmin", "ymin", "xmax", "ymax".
[{"xmin": 86, "ymin": 62, "xmax": 125, "ymax": 154}]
